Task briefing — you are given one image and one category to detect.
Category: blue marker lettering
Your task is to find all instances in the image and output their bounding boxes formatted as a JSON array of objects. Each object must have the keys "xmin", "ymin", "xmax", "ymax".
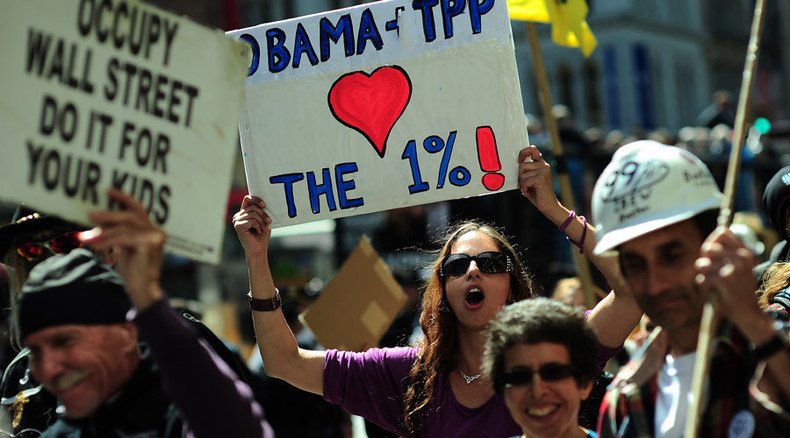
[
  {"xmin": 356, "ymin": 8, "xmax": 383, "ymax": 54},
  {"xmin": 266, "ymin": 27, "xmax": 290, "ymax": 73},
  {"xmin": 441, "ymin": 0, "xmax": 465, "ymax": 39},
  {"xmin": 319, "ymin": 14, "xmax": 354, "ymax": 62},
  {"xmin": 335, "ymin": 162, "xmax": 363, "ymax": 209},
  {"xmin": 292, "ymin": 23, "xmax": 319, "ymax": 68},
  {"xmin": 307, "ymin": 168, "xmax": 337, "ymax": 214},
  {"xmin": 270, "ymin": 173, "xmax": 304, "ymax": 218},
  {"xmin": 468, "ymin": 0, "xmax": 494, "ymax": 34},
  {"xmin": 413, "ymin": 0, "xmax": 439, "ymax": 42}
]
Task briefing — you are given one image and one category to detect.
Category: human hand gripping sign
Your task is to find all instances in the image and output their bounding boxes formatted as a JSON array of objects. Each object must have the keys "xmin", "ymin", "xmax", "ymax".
[
  {"xmin": 79, "ymin": 189, "xmax": 165, "ymax": 310},
  {"xmin": 232, "ymin": 0, "xmax": 526, "ymax": 227}
]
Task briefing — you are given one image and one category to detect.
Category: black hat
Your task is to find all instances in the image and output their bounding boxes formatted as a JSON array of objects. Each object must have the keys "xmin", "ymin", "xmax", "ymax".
[
  {"xmin": 0, "ymin": 206, "xmax": 85, "ymax": 256},
  {"xmin": 17, "ymin": 249, "xmax": 131, "ymax": 340},
  {"xmin": 763, "ymin": 166, "xmax": 790, "ymax": 237}
]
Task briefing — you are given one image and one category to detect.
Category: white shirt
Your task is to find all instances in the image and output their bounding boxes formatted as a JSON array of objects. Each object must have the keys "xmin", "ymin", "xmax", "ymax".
[{"xmin": 655, "ymin": 351, "xmax": 697, "ymax": 438}]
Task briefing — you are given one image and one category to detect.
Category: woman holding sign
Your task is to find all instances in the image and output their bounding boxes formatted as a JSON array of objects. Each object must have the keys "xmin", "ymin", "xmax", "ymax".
[{"xmin": 234, "ymin": 145, "xmax": 640, "ymax": 437}]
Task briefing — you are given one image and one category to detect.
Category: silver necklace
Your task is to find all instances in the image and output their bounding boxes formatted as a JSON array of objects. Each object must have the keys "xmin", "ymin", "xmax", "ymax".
[{"xmin": 459, "ymin": 369, "xmax": 481, "ymax": 384}]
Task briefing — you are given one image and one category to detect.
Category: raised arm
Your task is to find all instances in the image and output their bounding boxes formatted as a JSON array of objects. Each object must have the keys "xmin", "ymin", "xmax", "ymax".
[
  {"xmin": 81, "ymin": 189, "xmax": 271, "ymax": 437},
  {"xmin": 517, "ymin": 146, "xmax": 641, "ymax": 348},
  {"xmin": 233, "ymin": 195, "xmax": 326, "ymax": 395},
  {"xmin": 696, "ymin": 227, "xmax": 790, "ymax": 406}
]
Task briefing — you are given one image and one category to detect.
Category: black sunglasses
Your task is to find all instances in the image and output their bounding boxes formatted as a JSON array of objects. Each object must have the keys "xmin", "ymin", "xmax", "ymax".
[
  {"xmin": 16, "ymin": 231, "xmax": 82, "ymax": 262},
  {"xmin": 502, "ymin": 363, "xmax": 575, "ymax": 388},
  {"xmin": 440, "ymin": 251, "xmax": 513, "ymax": 278}
]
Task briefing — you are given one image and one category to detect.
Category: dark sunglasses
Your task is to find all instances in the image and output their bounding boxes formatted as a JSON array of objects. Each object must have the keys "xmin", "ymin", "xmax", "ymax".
[
  {"xmin": 440, "ymin": 251, "xmax": 513, "ymax": 278},
  {"xmin": 16, "ymin": 231, "xmax": 82, "ymax": 262},
  {"xmin": 502, "ymin": 363, "xmax": 575, "ymax": 388}
]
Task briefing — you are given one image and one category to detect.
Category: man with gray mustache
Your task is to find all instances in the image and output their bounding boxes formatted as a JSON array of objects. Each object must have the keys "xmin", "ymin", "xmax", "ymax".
[{"xmin": 13, "ymin": 189, "xmax": 272, "ymax": 437}]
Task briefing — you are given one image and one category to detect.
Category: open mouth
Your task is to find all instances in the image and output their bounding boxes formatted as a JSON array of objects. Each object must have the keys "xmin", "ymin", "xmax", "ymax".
[{"xmin": 465, "ymin": 288, "xmax": 485, "ymax": 306}]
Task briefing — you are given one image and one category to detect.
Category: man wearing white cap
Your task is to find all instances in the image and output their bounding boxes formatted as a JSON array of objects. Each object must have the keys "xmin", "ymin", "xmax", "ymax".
[{"xmin": 594, "ymin": 141, "xmax": 790, "ymax": 437}]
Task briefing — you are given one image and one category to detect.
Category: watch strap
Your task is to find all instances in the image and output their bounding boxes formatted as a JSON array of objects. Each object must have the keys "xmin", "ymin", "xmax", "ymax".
[
  {"xmin": 248, "ymin": 289, "xmax": 281, "ymax": 312},
  {"xmin": 752, "ymin": 331, "xmax": 788, "ymax": 361}
]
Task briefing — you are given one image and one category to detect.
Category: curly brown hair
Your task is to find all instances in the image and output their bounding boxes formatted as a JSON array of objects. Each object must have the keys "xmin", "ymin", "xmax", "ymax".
[
  {"xmin": 482, "ymin": 298, "xmax": 598, "ymax": 395},
  {"xmin": 758, "ymin": 262, "xmax": 790, "ymax": 309},
  {"xmin": 401, "ymin": 221, "xmax": 534, "ymax": 436}
]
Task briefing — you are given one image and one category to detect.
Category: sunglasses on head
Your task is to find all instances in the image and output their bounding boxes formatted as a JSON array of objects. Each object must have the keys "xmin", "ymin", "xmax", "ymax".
[
  {"xmin": 502, "ymin": 362, "xmax": 575, "ymax": 388},
  {"xmin": 16, "ymin": 231, "xmax": 82, "ymax": 262},
  {"xmin": 440, "ymin": 251, "xmax": 513, "ymax": 278}
]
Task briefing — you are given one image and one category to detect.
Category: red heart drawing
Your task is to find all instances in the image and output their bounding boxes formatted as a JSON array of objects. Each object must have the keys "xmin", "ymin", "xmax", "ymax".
[{"xmin": 328, "ymin": 66, "xmax": 412, "ymax": 158}]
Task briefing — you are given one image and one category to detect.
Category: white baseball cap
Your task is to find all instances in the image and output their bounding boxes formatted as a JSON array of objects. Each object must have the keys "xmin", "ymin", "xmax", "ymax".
[{"xmin": 592, "ymin": 140, "xmax": 723, "ymax": 255}]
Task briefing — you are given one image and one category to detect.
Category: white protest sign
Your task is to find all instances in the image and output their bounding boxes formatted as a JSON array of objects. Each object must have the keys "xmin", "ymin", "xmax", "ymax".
[
  {"xmin": 228, "ymin": 0, "xmax": 528, "ymax": 228},
  {"xmin": 0, "ymin": 0, "xmax": 250, "ymax": 264}
]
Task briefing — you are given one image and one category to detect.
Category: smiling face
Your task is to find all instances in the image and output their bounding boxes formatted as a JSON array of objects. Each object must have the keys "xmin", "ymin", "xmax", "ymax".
[
  {"xmin": 502, "ymin": 342, "xmax": 591, "ymax": 438},
  {"xmin": 443, "ymin": 231, "xmax": 512, "ymax": 330},
  {"xmin": 25, "ymin": 323, "xmax": 139, "ymax": 418},
  {"xmin": 617, "ymin": 219, "xmax": 707, "ymax": 336}
]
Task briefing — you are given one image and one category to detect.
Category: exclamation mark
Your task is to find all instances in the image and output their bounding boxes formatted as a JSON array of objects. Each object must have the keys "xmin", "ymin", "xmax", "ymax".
[{"xmin": 476, "ymin": 126, "xmax": 504, "ymax": 191}]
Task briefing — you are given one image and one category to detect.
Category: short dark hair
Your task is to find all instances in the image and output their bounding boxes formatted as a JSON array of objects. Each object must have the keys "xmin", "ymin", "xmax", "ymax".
[
  {"xmin": 691, "ymin": 208, "xmax": 720, "ymax": 240},
  {"xmin": 483, "ymin": 298, "xmax": 597, "ymax": 395}
]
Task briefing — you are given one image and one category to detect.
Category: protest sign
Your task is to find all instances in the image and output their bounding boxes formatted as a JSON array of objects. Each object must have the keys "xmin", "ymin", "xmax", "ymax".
[
  {"xmin": 300, "ymin": 237, "xmax": 406, "ymax": 352},
  {"xmin": 228, "ymin": 0, "xmax": 528, "ymax": 228},
  {"xmin": 0, "ymin": 0, "xmax": 250, "ymax": 264}
]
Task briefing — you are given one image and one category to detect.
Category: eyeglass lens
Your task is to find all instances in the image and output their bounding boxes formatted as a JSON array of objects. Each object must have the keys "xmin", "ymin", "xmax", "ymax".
[
  {"xmin": 503, "ymin": 362, "xmax": 574, "ymax": 387},
  {"xmin": 16, "ymin": 232, "xmax": 81, "ymax": 261},
  {"xmin": 442, "ymin": 252, "xmax": 510, "ymax": 277}
]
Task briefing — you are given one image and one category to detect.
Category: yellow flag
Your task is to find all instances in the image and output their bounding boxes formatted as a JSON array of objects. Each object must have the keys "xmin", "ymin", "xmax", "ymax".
[
  {"xmin": 507, "ymin": 0, "xmax": 550, "ymax": 22},
  {"xmin": 508, "ymin": 0, "xmax": 597, "ymax": 57},
  {"xmin": 546, "ymin": 0, "xmax": 597, "ymax": 56}
]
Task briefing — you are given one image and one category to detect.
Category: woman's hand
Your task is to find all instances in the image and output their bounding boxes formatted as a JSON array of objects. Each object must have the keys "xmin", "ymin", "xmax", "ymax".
[
  {"xmin": 232, "ymin": 195, "xmax": 272, "ymax": 258},
  {"xmin": 517, "ymin": 145, "xmax": 560, "ymax": 215}
]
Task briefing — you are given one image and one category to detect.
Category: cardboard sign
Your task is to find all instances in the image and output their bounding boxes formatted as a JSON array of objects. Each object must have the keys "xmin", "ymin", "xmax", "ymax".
[
  {"xmin": 300, "ymin": 237, "xmax": 406, "ymax": 352},
  {"xmin": 228, "ymin": 0, "xmax": 528, "ymax": 228},
  {"xmin": 0, "ymin": 0, "xmax": 250, "ymax": 264}
]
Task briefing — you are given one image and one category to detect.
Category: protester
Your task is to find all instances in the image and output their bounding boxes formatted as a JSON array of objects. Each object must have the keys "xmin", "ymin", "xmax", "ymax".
[
  {"xmin": 593, "ymin": 141, "xmax": 790, "ymax": 436},
  {"xmin": 757, "ymin": 165, "xmax": 790, "ymax": 280},
  {"xmin": 551, "ymin": 277, "xmax": 605, "ymax": 310},
  {"xmin": 0, "ymin": 208, "xmax": 87, "ymax": 434},
  {"xmin": 696, "ymin": 90, "xmax": 735, "ymax": 128},
  {"xmin": 233, "ymin": 145, "xmax": 641, "ymax": 437},
  {"xmin": 0, "ymin": 202, "xmax": 267, "ymax": 436},
  {"xmin": 551, "ymin": 277, "xmax": 586, "ymax": 308},
  {"xmin": 14, "ymin": 189, "xmax": 272, "ymax": 437},
  {"xmin": 757, "ymin": 262, "xmax": 790, "ymax": 318},
  {"xmin": 483, "ymin": 298, "xmax": 598, "ymax": 438}
]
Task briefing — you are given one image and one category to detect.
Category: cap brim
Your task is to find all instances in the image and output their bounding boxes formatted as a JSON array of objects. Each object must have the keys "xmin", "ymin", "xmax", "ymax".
[
  {"xmin": 0, "ymin": 217, "xmax": 86, "ymax": 256},
  {"xmin": 593, "ymin": 199, "xmax": 722, "ymax": 256}
]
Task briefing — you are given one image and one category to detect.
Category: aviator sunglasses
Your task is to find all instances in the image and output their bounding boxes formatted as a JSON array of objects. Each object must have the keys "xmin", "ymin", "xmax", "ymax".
[
  {"xmin": 502, "ymin": 362, "xmax": 575, "ymax": 388},
  {"xmin": 440, "ymin": 251, "xmax": 513, "ymax": 278},
  {"xmin": 16, "ymin": 231, "xmax": 82, "ymax": 262}
]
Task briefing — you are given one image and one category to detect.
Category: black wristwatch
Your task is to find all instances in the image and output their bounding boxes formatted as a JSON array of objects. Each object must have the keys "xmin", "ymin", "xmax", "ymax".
[
  {"xmin": 248, "ymin": 289, "xmax": 281, "ymax": 312},
  {"xmin": 751, "ymin": 322, "xmax": 790, "ymax": 361}
]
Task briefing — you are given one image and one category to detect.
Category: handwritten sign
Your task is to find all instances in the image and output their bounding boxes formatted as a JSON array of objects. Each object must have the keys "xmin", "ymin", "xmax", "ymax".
[
  {"xmin": 0, "ymin": 0, "xmax": 250, "ymax": 264},
  {"xmin": 228, "ymin": 0, "xmax": 528, "ymax": 228}
]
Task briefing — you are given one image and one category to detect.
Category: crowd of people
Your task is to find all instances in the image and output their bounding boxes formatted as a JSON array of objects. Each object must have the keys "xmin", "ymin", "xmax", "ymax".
[{"xmin": 1, "ymin": 133, "xmax": 790, "ymax": 436}]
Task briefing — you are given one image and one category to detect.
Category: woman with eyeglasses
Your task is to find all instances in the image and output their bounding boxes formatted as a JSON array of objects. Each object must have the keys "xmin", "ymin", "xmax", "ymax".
[
  {"xmin": 483, "ymin": 298, "xmax": 599, "ymax": 438},
  {"xmin": 233, "ymin": 145, "xmax": 641, "ymax": 437}
]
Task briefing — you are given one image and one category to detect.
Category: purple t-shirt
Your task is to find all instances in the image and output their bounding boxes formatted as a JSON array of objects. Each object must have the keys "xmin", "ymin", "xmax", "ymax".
[
  {"xmin": 324, "ymin": 347, "xmax": 519, "ymax": 437},
  {"xmin": 323, "ymin": 342, "xmax": 619, "ymax": 437}
]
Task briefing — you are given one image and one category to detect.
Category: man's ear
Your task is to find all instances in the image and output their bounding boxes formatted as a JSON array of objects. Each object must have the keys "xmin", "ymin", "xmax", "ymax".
[{"xmin": 116, "ymin": 322, "xmax": 139, "ymax": 354}]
